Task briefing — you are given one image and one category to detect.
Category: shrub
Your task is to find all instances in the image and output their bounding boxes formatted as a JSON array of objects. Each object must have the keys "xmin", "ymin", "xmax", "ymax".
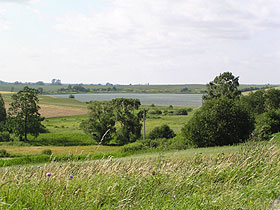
[
  {"xmin": 0, "ymin": 149, "xmax": 10, "ymax": 157},
  {"xmin": 120, "ymin": 141, "xmax": 146, "ymax": 153},
  {"xmin": 149, "ymin": 109, "xmax": 162, "ymax": 115},
  {"xmin": 182, "ymin": 97, "xmax": 254, "ymax": 147},
  {"xmin": 0, "ymin": 131, "xmax": 11, "ymax": 142},
  {"xmin": 254, "ymin": 109, "xmax": 280, "ymax": 140},
  {"xmin": 41, "ymin": 149, "xmax": 52, "ymax": 155},
  {"xmin": 175, "ymin": 108, "xmax": 188, "ymax": 115},
  {"xmin": 149, "ymin": 124, "xmax": 176, "ymax": 140}
]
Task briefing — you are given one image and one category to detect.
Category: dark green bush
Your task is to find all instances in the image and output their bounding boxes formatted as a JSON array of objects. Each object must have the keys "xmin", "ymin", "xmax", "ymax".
[
  {"xmin": 0, "ymin": 131, "xmax": 11, "ymax": 142},
  {"xmin": 175, "ymin": 108, "xmax": 188, "ymax": 115},
  {"xmin": 41, "ymin": 149, "xmax": 52, "ymax": 155},
  {"xmin": 149, "ymin": 109, "xmax": 162, "ymax": 115},
  {"xmin": 120, "ymin": 141, "xmax": 146, "ymax": 153},
  {"xmin": 149, "ymin": 124, "xmax": 176, "ymax": 140},
  {"xmin": 254, "ymin": 109, "xmax": 280, "ymax": 140},
  {"xmin": 0, "ymin": 149, "xmax": 10, "ymax": 157}
]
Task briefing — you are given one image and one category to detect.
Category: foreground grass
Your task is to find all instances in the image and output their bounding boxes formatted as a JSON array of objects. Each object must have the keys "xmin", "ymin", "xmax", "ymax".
[{"xmin": 0, "ymin": 140, "xmax": 280, "ymax": 209}]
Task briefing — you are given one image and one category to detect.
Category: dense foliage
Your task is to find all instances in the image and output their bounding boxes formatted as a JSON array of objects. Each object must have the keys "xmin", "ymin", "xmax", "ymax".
[
  {"xmin": 112, "ymin": 98, "xmax": 142, "ymax": 145},
  {"xmin": 203, "ymin": 72, "xmax": 241, "ymax": 101},
  {"xmin": 81, "ymin": 98, "xmax": 143, "ymax": 145},
  {"xmin": 254, "ymin": 109, "xmax": 280, "ymax": 140},
  {"xmin": 149, "ymin": 124, "xmax": 175, "ymax": 140},
  {"xmin": 0, "ymin": 94, "xmax": 7, "ymax": 133},
  {"xmin": 182, "ymin": 97, "xmax": 254, "ymax": 147},
  {"xmin": 8, "ymin": 86, "xmax": 44, "ymax": 141},
  {"xmin": 80, "ymin": 101, "xmax": 116, "ymax": 144}
]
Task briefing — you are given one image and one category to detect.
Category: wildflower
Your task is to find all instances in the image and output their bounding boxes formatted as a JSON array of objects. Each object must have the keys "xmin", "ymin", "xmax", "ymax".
[
  {"xmin": 69, "ymin": 174, "xmax": 73, "ymax": 179},
  {"xmin": 37, "ymin": 166, "xmax": 41, "ymax": 168},
  {"xmin": 46, "ymin": 172, "xmax": 51, "ymax": 177}
]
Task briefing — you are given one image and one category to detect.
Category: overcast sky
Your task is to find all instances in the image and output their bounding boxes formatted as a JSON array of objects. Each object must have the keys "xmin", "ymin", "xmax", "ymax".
[{"xmin": 0, "ymin": 0, "xmax": 280, "ymax": 84}]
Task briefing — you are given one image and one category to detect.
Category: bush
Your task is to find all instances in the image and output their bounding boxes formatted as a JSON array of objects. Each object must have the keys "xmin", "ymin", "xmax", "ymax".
[
  {"xmin": 0, "ymin": 131, "xmax": 11, "ymax": 142},
  {"xmin": 182, "ymin": 97, "xmax": 254, "ymax": 147},
  {"xmin": 0, "ymin": 149, "xmax": 10, "ymax": 157},
  {"xmin": 254, "ymin": 109, "xmax": 280, "ymax": 140},
  {"xmin": 120, "ymin": 142, "xmax": 146, "ymax": 153},
  {"xmin": 149, "ymin": 124, "xmax": 176, "ymax": 140},
  {"xmin": 175, "ymin": 108, "xmax": 188, "ymax": 115},
  {"xmin": 149, "ymin": 109, "xmax": 162, "ymax": 115},
  {"xmin": 41, "ymin": 149, "xmax": 52, "ymax": 155}
]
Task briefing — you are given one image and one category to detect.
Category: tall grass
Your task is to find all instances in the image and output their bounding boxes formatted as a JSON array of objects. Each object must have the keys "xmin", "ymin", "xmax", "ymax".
[{"xmin": 0, "ymin": 140, "xmax": 280, "ymax": 209}]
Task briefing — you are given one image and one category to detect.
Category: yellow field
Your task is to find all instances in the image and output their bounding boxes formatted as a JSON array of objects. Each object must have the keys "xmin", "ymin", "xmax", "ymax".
[{"xmin": 39, "ymin": 104, "xmax": 88, "ymax": 118}]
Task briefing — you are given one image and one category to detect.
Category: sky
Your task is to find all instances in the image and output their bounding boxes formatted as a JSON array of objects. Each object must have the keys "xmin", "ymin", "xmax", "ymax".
[{"xmin": 0, "ymin": 0, "xmax": 280, "ymax": 85}]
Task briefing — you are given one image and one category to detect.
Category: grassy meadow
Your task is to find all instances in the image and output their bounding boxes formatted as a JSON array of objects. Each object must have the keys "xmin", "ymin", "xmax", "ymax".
[{"xmin": 1, "ymin": 140, "xmax": 280, "ymax": 209}]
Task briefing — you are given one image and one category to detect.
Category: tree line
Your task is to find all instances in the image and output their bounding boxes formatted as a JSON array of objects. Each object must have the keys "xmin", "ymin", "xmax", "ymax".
[{"xmin": 182, "ymin": 72, "xmax": 280, "ymax": 147}]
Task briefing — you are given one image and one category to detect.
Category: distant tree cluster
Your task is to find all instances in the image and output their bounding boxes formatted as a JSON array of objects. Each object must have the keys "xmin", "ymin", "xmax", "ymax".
[
  {"xmin": 51, "ymin": 79, "xmax": 62, "ymax": 85},
  {"xmin": 0, "ymin": 87, "xmax": 45, "ymax": 142},
  {"xmin": 58, "ymin": 84, "xmax": 90, "ymax": 93},
  {"xmin": 239, "ymin": 86, "xmax": 272, "ymax": 92}
]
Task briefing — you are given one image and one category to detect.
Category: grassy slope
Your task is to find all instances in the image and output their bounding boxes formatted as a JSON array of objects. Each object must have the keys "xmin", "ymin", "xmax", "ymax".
[
  {"xmin": 2, "ymin": 93, "xmax": 88, "ymax": 118},
  {"xmin": 0, "ymin": 140, "xmax": 280, "ymax": 209}
]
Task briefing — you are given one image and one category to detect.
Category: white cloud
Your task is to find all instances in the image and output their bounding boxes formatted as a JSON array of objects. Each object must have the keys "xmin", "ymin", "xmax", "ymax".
[
  {"xmin": 1, "ymin": 0, "xmax": 280, "ymax": 84},
  {"xmin": 0, "ymin": 0, "xmax": 39, "ymax": 5},
  {"xmin": 50, "ymin": 0, "xmax": 280, "ymax": 83},
  {"xmin": 0, "ymin": 9, "xmax": 10, "ymax": 31}
]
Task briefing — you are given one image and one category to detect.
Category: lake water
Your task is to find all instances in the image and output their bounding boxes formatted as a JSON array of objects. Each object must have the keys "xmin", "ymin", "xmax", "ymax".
[{"xmin": 52, "ymin": 93, "xmax": 203, "ymax": 106}]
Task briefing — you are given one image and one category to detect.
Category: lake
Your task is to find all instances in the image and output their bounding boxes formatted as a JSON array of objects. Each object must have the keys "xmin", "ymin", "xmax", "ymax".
[{"xmin": 52, "ymin": 93, "xmax": 203, "ymax": 106}]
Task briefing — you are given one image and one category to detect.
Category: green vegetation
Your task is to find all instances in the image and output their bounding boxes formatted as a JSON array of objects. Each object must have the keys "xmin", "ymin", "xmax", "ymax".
[
  {"xmin": 80, "ymin": 101, "xmax": 116, "ymax": 145},
  {"xmin": 182, "ymin": 97, "xmax": 254, "ymax": 147},
  {"xmin": 203, "ymin": 72, "xmax": 241, "ymax": 101},
  {"xmin": 149, "ymin": 124, "xmax": 175, "ymax": 140},
  {"xmin": 8, "ymin": 87, "xmax": 44, "ymax": 141},
  {"xmin": 1, "ymin": 140, "xmax": 280, "ymax": 209},
  {"xmin": 0, "ymin": 82, "xmax": 276, "ymax": 94}
]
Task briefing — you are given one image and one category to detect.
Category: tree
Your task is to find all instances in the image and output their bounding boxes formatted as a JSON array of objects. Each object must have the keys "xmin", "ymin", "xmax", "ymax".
[
  {"xmin": 80, "ymin": 101, "xmax": 116, "ymax": 145},
  {"xmin": 264, "ymin": 89, "xmax": 280, "ymax": 111},
  {"xmin": 240, "ymin": 90, "xmax": 266, "ymax": 115},
  {"xmin": 182, "ymin": 97, "xmax": 254, "ymax": 147},
  {"xmin": 112, "ymin": 98, "xmax": 142, "ymax": 145},
  {"xmin": 8, "ymin": 86, "xmax": 44, "ymax": 141},
  {"xmin": 241, "ymin": 88, "xmax": 280, "ymax": 115},
  {"xmin": 203, "ymin": 72, "xmax": 241, "ymax": 101},
  {"xmin": 0, "ymin": 94, "xmax": 7, "ymax": 131},
  {"xmin": 254, "ymin": 109, "xmax": 280, "ymax": 140},
  {"xmin": 149, "ymin": 124, "xmax": 175, "ymax": 140}
]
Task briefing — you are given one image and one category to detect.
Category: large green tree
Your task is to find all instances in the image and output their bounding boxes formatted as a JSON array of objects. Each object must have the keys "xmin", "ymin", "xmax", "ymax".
[
  {"xmin": 8, "ymin": 86, "xmax": 44, "ymax": 141},
  {"xmin": 0, "ymin": 94, "xmax": 7, "ymax": 131},
  {"xmin": 182, "ymin": 97, "xmax": 254, "ymax": 147},
  {"xmin": 112, "ymin": 98, "xmax": 142, "ymax": 145},
  {"xmin": 203, "ymin": 72, "xmax": 241, "ymax": 101},
  {"xmin": 80, "ymin": 101, "xmax": 116, "ymax": 145}
]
